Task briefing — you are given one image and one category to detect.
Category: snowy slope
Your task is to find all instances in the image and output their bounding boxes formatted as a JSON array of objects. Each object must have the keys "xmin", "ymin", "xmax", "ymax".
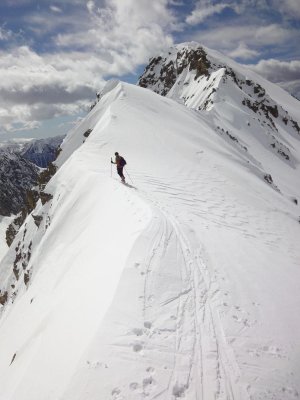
[{"xmin": 0, "ymin": 75, "xmax": 299, "ymax": 400}]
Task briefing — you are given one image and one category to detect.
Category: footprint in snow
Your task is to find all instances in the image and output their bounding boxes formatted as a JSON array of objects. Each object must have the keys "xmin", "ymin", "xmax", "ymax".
[
  {"xmin": 132, "ymin": 328, "xmax": 143, "ymax": 336},
  {"xmin": 132, "ymin": 342, "xmax": 143, "ymax": 352},
  {"xmin": 142, "ymin": 376, "xmax": 157, "ymax": 396},
  {"xmin": 129, "ymin": 382, "xmax": 139, "ymax": 391},
  {"xmin": 111, "ymin": 387, "xmax": 124, "ymax": 399},
  {"xmin": 172, "ymin": 383, "xmax": 187, "ymax": 398},
  {"xmin": 143, "ymin": 376, "xmax": 156, "ymax": 388},
  {"xmin": 144, "ymin": 321, "xmax": 152, "ymax": 329},
  {"xmin": 281, "ymin": 387, "xmax": 299, "ymax": 397},
  {"xmin": 147, "ymin": 295, "xmax": 155, "ymax": 303}
]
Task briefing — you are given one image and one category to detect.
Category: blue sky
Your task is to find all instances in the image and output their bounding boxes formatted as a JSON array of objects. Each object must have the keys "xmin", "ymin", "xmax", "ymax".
[{"xmin": 0, "ymin": 0, "xmax": 299, "ymax": 140}]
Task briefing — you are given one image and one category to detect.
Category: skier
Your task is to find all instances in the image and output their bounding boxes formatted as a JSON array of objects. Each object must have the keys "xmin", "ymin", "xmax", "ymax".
[{"xmin": 111, "ymin": 152, "xmax": 126, "ymax": 182}]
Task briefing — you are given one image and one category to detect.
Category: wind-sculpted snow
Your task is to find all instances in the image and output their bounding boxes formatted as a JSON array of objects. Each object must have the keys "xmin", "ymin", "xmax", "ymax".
[{"xmin": 0, "ymin": 71, "xmax": 299, "ymax": 399}]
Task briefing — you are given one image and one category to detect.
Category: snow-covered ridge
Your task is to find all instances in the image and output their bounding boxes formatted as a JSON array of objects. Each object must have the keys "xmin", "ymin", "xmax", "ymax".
[
  {"xmin": 138, "ymin": 42, "xmax": 300, "ymax": 189},
  {"xmin": 0, "ymin": 58, "xmax": 299, "ymax": 399}
]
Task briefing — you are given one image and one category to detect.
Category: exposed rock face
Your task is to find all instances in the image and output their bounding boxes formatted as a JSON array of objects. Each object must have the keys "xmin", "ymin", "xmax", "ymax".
[
  {"xmin": 139, "ymin": 46, "xmax": 211, "ymax": 96},
  {"xmin": 5, "ymin": 162, "xmax": 56, "ymax": 247}
]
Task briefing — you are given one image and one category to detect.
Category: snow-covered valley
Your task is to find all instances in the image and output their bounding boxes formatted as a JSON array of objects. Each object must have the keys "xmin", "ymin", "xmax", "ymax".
[{"xmin": 0, "ymin": 44, "xmax": 299, "ymax": 400}]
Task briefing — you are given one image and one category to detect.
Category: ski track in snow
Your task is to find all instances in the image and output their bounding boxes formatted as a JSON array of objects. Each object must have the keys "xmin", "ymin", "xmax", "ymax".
[
  {"xmin": 59, "ymin": 170, "xmax": 252, "ymax": 400},
  {"xmin": 84, "ymin": 182, "xmax": 242, "ymax": 400},
  {"xmin": 96, "ymin": 164, "xmax": 299, "ymax": 400},
  {"xmin": 131, "ymin": 174, "xmax": 246, "ymax": 400}
]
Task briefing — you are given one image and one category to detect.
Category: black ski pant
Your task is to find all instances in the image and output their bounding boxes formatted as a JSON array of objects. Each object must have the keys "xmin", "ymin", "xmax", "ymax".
[{"xmin": 117, "ymin": 166, "xmax": 125, "ymax": 180}]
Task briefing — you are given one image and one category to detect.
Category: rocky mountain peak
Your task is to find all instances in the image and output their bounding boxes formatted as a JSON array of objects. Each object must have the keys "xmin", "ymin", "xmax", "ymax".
[
  {"xmin": 138, "ymin": 43, "xmax": 211, "ymax": 96},
  {"xmin": 138, "ymin": 42, "xmax": 300, "ymax": 165}
]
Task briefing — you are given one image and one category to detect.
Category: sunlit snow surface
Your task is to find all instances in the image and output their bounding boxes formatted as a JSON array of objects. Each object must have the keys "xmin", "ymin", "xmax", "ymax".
[{"xmin": 0, "ymin": 77, "xmax": 299, "ymax": 400}]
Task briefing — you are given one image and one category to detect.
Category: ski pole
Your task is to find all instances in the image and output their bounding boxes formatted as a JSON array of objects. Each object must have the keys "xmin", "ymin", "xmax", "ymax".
[
  {"xmin": 125, "ymin": 167, "xmax": 133, "ymax": 184},
  {"xmin": 110, "ymin": 158, "xmax": 112, "ymax": 177}
]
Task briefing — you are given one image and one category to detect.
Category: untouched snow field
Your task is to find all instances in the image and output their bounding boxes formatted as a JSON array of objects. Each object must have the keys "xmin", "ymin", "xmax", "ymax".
[{"xmin": 0, "ymin": 80, "xmax": 299, "ymax": 400}]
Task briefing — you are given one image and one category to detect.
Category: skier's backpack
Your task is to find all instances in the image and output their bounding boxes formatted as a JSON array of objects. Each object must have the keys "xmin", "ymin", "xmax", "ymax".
[{"xmin": 120, "ymin": 156, "xmax": 127, "ymax": 167}]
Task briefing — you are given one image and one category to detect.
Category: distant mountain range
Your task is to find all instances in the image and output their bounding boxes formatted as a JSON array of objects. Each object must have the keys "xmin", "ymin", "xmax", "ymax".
[
  {"xmin": 0, "ymin": 136, "xmax": 64, "ymax": 216},
  {"xmin": 21, "ymin": 136, "xmax": 64, "ymax": 168},
  {"xmin": 0, "ymin": 150, "xmax": 39, "ymax": 216}
]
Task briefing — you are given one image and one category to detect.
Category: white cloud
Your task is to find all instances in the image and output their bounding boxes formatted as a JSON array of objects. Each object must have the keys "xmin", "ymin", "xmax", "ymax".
[
  {"xmin": 278, "ymin": 80, "xmax": 300, "ymax": 100},
  {"xmin": 0, "ymin": 26, "xmax": 13, "ymax": 41},
  {"xmin": 86, "ymin": 1, "xmax": 95, "ymax": 13},
  {"xmin": 271, "ymin": 0, "xmax": 300, "ymax": 19},
  {"xmin": 184, "ymin": 0, "xmax": 300, "ymax": 64},
  {"xmin": 56, "ymin": 0, "xmax": 175, "ymax": 74},
  {"xmin": 0, "ymin": 0, "xmax": 178, "ymax": 134},
  {"xmin": 193, "ymin": 23, "xmax": 297, "ymax": 51},
  {"xmin": 228, "ymin": 43, "xmax": 260, "ymax": 60},
  {"xmin": 169, "ymin": 0, "xmax": 185, "ymax": 5},
  {"xmin": 186, "ymin": 2, "xmax": 237, "ymax": 25},
  {"xmin": 49, "ymin": 5, "xmax": 62, "ymax": 13},
  {"xmin": 254, "ymin": 24, "xmax": 293, "ymax": 45},
  {"xmin": 0, "ymin": 46, "xmax": 105, "ymax": 133},
  {"xmin": 186, "ymin": 0, "xmax": 300, "ymax": 26},
  {"xmin": 0, "ymin": 104, "xmax": 41, "ymax": 133},
  {"xmin": 247, "ymin": 59, "xmax": 300, "ymax": 83},
  {"xmin": 25, "ymin": 8, "xmax": 89, "ymax": 37},
  {"xmin": 247, "ymin": 59, "xmax": 300, "ymax": 99}
]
